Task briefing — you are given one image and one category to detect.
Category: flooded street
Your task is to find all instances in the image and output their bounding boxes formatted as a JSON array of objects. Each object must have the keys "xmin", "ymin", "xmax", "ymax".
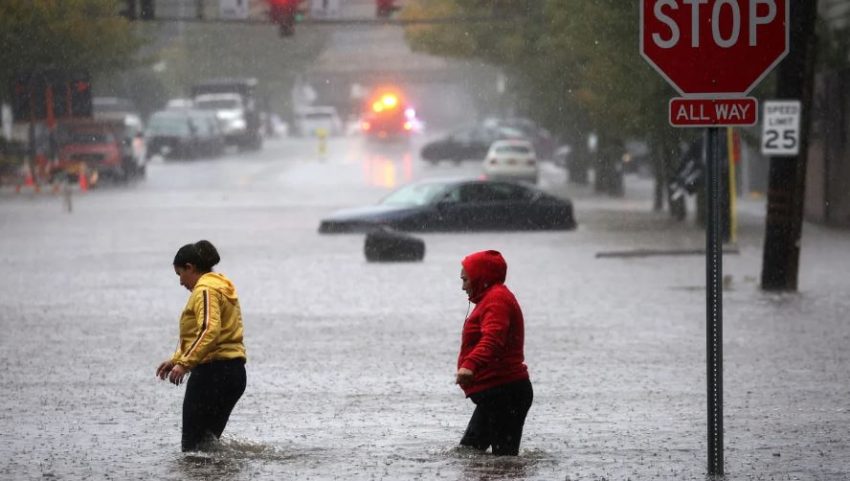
[{"xmin": 2, "ymin": 135, "xmax": 849, "ymax": 480}]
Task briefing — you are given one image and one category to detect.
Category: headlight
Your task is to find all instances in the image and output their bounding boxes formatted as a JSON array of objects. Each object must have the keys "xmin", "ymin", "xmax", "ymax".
[{"xmin": 227, "ymin": 119, "xmax": 246, "ymax": 130}]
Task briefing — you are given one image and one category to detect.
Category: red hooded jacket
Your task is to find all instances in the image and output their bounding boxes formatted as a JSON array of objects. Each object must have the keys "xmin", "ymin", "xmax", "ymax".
[{"xmin": 457, "ymin": 250, "xmax": 529, "ymax": 397}]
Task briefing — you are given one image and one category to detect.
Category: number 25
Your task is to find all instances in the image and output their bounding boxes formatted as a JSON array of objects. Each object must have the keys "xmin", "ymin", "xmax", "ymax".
[{"xmin": 765, "ymin": 130, "xmax": 797, "ymax": 150}]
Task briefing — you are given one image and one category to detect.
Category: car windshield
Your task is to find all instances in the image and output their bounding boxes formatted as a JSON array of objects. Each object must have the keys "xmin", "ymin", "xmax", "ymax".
[
  {"xmin": 147, "ymin": 115, "xmax": 190, "ymax": 135},
  {"xmin": 195, "ymin": 99, "xmax": 240, "ymax": 110},
  {"xmin": 380, "ymin": 182, "xmax": 447, "ymax": 206},
  {"xmin": 59, "ymin": 130, "xmax": 114, "ymax": 145},
  {"xmin": 494, "ymin": 144, "xmax": 532, "ymax": 154}
]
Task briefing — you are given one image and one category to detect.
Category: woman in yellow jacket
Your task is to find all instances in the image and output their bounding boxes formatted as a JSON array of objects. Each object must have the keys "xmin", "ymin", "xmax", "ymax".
[{"xmin": 156, "ymin": 240, "xmax": 247, "ymax": 451}]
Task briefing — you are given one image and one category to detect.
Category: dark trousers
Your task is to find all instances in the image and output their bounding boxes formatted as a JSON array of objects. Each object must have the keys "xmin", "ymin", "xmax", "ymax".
[
  {"xmin": 182, "ymin": 358, "xmax": 246, "ymax": 452},
  {"xmin": 460, "ymin": 378, "xmax": 533, "ymax": 456}
]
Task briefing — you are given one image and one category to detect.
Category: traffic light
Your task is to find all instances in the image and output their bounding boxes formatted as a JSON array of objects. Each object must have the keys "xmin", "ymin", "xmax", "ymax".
[
  {"xmin": 9, "ymin": 71, "xmax": 92, "ymax": 123},
  {"xmin": 69, "ymin": 73, "xmax": 93, "ymax": 118},
  {"xmin": 269, "ymin": 0, "xmax": 299, "ymax": 37},
  {"xmin": 376, "ymin": 0, "xmax": 398, "ymax": 18},
  {"xmin": 10, "ymin": 75, "xmax": 33, "ymax": 122}
]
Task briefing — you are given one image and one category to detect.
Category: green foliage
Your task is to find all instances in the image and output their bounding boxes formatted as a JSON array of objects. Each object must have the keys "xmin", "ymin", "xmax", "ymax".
[
  {"xmin": 403, "ymin": 0, "xmax": 674, "ymax": 143},
  {"xmin": 0, "ymin": 0, "xmax": 143, "ymax": 99}
]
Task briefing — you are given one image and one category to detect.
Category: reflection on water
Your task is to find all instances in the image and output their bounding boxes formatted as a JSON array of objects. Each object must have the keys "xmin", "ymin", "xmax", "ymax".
[{"xmin": 361, "ymin": 151, "xmax": 414, "ymax": 189}]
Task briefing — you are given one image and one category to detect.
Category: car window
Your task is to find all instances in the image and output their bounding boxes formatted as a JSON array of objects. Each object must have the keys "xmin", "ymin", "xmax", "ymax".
[
  {"xmin": 58, "ymin": 129, "xmax": 114, "ymax": 145},
  {"xmin": 440, "ymin": 186, "xmax": 462, "ymax": 203},
  {"xmin": 460, "ymin": 183, "xmax": 506, "ymax": 203},
  {"xmin": 195, "ymin": 98, "xmax": 241, "ymax": 110},
  {"xmin": 461, "ymin": 183, "xmax": 531, "ymax": 203},
  {"xmin": 496, "ymin": 183, "xmax": 536, "ymax": 201},
  {"xmin": 494, "ymin": 145, "xmax": 532, "ymax": 155},
  {"xmin": 148, "ymin": 115, "xmax": 191, "ymax": 136}
]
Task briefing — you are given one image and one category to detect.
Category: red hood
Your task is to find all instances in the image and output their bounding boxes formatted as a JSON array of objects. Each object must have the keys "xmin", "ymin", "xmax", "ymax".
[{"xmin": 461, "ymin": 250, "xmax": 507, "ymax": 303}]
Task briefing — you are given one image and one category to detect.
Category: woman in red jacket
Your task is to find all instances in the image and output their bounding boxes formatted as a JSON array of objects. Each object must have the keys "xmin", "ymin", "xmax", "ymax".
[{"xmin": 456, "ymin": 250, "xmax": 533, "ymax": 456}]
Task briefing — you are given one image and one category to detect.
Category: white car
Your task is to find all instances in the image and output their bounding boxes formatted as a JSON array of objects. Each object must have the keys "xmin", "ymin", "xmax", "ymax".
[
  {"xmin": 483, "ymin": 139, "xmax": 539, "ymax": 184},
  {"xmin": 295, "ymin": 106, "xmax": 343, "ymax": 137}
]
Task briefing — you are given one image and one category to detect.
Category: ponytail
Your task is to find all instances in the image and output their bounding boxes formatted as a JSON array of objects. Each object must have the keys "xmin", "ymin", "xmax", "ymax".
[{"xmin": 173, "ymin": 240, "xmax": 220, "ymax": 272}]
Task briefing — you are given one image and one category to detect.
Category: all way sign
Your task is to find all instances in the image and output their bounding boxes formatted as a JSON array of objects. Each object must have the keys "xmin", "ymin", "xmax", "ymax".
[{"xmin": 669, "ymin": 97, "xmax": 758, "ymax": 127}]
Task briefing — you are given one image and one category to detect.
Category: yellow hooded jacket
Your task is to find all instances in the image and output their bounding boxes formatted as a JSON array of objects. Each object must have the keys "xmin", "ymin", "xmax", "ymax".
[{"xmin": 172, "ymin": 272, "xmax": 246, "ymax": 369}]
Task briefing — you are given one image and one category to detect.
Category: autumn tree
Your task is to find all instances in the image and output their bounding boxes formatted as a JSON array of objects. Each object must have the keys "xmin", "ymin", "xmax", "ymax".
[
  {"xmin": 403, "ymin": 0, "xmax": 683, "ymax": 207},
  {"xmin": 0, "ymin": 0, "xmax": 143, "ymax": 101}
]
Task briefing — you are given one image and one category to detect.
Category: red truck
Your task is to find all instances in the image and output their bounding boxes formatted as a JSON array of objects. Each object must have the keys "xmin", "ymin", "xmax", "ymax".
[{"xmin": 54, "ymin": 119, "xmax": 146, "ymax": 184}]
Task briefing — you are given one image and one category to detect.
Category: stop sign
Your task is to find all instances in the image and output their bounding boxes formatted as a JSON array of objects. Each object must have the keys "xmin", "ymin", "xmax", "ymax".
[{"xmin": 641, "ymin": 0, "xmax": 789, "ymax": 96}]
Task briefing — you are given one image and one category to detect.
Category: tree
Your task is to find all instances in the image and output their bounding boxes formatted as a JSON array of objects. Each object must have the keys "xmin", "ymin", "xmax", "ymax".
[
  {"xmin": 0, "ymin": 0, "xmax": 143, "ymax": 102},
  {"xmin": 403, "ymin": 0, "xmax": 683, "ymax": 207}
]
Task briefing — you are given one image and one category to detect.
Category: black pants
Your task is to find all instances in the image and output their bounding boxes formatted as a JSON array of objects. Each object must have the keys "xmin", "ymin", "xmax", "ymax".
[
  {"xmin": 182, "ymin": 358, "xmax": 246, "ymax": 452},
  {"xmin": 460, "ymin": 378, "xmax": 533, "ymax": 456}
]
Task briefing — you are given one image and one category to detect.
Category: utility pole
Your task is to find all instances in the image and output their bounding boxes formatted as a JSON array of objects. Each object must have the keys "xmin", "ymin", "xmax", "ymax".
[{"xmin": 760, "ymin": 0, "xmax": 819, "ymax": 291}]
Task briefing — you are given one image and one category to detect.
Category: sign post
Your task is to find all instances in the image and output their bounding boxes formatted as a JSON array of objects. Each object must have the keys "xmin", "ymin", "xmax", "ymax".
[{"xmin": 640, "ymin": 0, "xmax": 789, "ymax": 475}]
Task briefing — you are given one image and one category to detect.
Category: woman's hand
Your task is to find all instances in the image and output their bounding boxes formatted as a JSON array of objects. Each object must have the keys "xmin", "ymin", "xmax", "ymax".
[
  {"xmin": 156, "ymin": 360, "xmax": 174, "ymax": 380},
  {"xmin": 455, "ymin": 367, "xmax": 474, "ymax": 387},
  {"xmin": 168, "ymin": 364, "xmax": 190, "ymax": 386}
]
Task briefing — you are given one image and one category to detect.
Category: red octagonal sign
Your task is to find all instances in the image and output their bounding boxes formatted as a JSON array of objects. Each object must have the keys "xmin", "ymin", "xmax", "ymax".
[{"xmin": 641, "ymin": 0, "xmax": 789, "ymax": 97}]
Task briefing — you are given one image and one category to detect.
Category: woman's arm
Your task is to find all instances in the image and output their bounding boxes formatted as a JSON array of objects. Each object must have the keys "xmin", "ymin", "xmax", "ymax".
[{"xmin": 174, "ymin": 288, "xmax": 222, "ymax": 369}]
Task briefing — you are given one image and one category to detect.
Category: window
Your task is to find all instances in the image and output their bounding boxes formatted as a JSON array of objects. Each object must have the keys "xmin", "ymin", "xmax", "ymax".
[
  {"xmin": 460, "ymin": 183, "xmax": 531, "ymax": 203},
  {"xmin": 494, "ymin": 144, "xmax": 532, "ymax": 155}
]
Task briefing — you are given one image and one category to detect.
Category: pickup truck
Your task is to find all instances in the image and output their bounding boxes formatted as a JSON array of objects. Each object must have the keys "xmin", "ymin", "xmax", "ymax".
[{"xmin": 191, "ymin": 78, "xmax": 263, "ymax": 151}]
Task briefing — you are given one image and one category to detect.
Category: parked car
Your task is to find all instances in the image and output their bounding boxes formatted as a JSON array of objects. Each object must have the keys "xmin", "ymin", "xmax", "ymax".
[
  {"xmin": 420, "ymin": 126, "xmax": 525, "ymax": 164},
  {"xmin": 166, "ymin": 98, "xmax": 194, "ymax": 110},
  {"xmin": 54, "ymin": 119, "xmax": 145, "ymax": 182},
  {"xmin": 483, "ymin": 117, "xmax": 556, "ymax": 161},
  {"xmin": 186, "ymin": 109, "xmax": 226, "ymax": 157},
  {"xmin": 483, "ymin": 139, "xmax": 539, "ymax": 184},
  {"xmin": 318, "ymin": 178, "xmax": 576, "ymax": 233},
  {"xmin": 145, "ymin": 109, "xmax": 222, "ymax": 160},
  {"xmin": 295, "ymin": 106, "xmax": 343, "ymax": 137}
]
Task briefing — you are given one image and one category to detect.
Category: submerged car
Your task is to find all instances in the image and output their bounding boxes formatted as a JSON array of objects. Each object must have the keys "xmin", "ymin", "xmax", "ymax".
[{"xmin": 318, "ymin": 179, "xmax": 576, "ymax": 233}]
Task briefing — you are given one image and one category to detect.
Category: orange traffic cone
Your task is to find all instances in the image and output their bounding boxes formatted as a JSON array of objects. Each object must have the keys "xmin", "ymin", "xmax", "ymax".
[
  {"xmin": 16, "ymin": 163, "xmax": 36, "ymax": 194},
  {"xmin": 78, "ymin": 164, "xmax": 88, "ymax": 192}
]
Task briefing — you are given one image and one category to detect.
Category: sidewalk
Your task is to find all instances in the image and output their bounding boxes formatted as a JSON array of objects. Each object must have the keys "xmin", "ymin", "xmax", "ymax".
[{"xmin": 546, "ymin": 169, "xmax": 771, "ymax": 249}]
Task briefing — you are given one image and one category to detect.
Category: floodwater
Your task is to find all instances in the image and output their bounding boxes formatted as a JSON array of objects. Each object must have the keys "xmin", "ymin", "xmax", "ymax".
[{"xmin": 1, "ymin": 136, "xmax": 849, "ymax": 480}]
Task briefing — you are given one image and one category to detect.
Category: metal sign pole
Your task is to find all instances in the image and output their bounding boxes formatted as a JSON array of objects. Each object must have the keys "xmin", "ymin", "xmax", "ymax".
[{"xmin": 705, "ymin": 126, "xmax": 724, "ymax": 475}]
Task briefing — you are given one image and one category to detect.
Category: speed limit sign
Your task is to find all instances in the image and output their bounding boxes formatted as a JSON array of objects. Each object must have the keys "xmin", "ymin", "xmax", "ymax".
[{"xmin": 762, "ymin": 100, "xmax": 801, "ymax": 156}]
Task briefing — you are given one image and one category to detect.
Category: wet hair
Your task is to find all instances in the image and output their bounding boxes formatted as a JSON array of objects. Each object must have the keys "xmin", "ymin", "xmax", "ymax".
[{"xmin": 173, "ymin": 240, "xmax": 220, "ymax": 272}]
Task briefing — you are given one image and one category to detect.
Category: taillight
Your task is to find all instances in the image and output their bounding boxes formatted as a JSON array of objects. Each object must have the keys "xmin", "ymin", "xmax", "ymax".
[
  {"xmin": 488, "ymin": 158, "xmax": 497, "ymax": 165},
  {"xmin": 526, "ymin": 158, "xmax": 536, "ymax": 166}
]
